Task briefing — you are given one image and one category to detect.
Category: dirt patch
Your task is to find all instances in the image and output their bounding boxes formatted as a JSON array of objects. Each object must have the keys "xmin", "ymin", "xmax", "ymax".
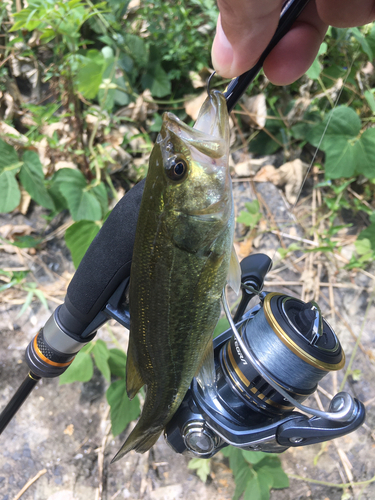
[{"xmin": 1, "ymin": 181, "xmax": 375, "ymax": 500}]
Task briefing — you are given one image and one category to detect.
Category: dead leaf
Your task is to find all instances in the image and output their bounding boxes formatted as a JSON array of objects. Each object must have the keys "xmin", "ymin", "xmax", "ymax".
[
  {"xmin": 0, "ymin": 121, "xmax": 28, "ymax": 146},
  {"xmin": 118, "ymin": 90, "xmax": 158, "ymax": 122},
  {"xmin": 64, "ymin": 424, "xmax": 74, "ymax": 436},
  {"xmin": 254, "ymin": 159, "xmax": 309, "ymax": 204},
  {"xmin": 0, "ymin": 224, "xmax": 34, "ymax": 240},
  {"xmin": 242, "ymin": 94, "xmax": 267, "ymax": 128},
  {"xmin": 189, "ymin": 71, "xmax": 206, "ymax": 89},
  {"xmin": 35, "ymin": 137, "xmax": 51, "ymax": 169},
  {"xmin": 253, "ymin": 164, "xmax": 278, "ymax": 183},
  {"xmin": 17, "ymin": 186, "xmax": 32, "ymax": 215},
  {"xmin": 184, "ymin": 91, "xmax": 207, "ymax": 121},
  {"xmin": 55, "ymin": 160, "xmax": 77, "ymax": 171}
]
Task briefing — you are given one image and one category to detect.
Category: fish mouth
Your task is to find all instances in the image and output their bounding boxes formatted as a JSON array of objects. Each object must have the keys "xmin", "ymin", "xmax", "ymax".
[{"xmin": 161, "ymin": 90, "xmax": 229, "ymax": 160}]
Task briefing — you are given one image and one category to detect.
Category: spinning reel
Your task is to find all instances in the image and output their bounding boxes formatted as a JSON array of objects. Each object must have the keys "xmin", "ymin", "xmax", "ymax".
[{"xmin": 165, "ymin": 253, "xmax": 365, "ymax": 458}]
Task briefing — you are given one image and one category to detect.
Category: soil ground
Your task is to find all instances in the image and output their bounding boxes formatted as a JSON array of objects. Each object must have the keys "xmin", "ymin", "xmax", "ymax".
[{"xmin": 1, "ymin": 178, "xmax": 374, "ymax": 500}]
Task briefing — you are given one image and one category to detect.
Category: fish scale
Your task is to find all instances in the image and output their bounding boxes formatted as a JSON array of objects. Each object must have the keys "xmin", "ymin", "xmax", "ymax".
[{"xmin": 112, "ymin": 90, "xmax": 239, "ymax": 461}]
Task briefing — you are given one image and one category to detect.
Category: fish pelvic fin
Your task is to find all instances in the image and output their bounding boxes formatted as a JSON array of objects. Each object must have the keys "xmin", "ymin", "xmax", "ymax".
[
  {"xmin": 126, "ymin": 337, "xmax": 145, "ymax": 400},
  {"xmin": 111, "ymin": 425, "xmax": 162, "ymax": 462},
  {"xmin": 227, "ymin": 245, "xmax": 241, "ymax": 295}
]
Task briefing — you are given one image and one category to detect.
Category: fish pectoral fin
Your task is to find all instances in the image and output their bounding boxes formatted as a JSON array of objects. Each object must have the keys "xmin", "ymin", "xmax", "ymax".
[
  {"xmin": 227, "ymin": 245, "xmax": 241, "ymax": 295},
  {"xmin": 126, "ymin": 340, "xmax": 145, "ymax": 400}
]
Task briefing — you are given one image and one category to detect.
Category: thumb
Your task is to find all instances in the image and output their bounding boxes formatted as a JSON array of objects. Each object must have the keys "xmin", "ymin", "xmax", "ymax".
[{"xmin": 212, "ymin": 0, "xmax": 284, "ymax": 78}]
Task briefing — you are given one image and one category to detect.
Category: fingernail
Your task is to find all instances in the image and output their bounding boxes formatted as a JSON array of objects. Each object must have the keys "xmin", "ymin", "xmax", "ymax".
[{"xmin": 211, "ymin": 17, "xmax": 234, "ymax": 78}]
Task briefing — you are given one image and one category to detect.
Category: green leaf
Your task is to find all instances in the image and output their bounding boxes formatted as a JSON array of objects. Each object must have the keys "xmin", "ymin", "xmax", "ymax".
[
  {"xmin": 306, "ymin": 106, "xmax": 365, "ymax": 179},
  {"xmin": 256, "ymin": 456, "xmax": 289, "ymax": 489},
  {"xmin": 242, "ymin": 450, "xmax": 269, "ymax": 465},
  {"xmin": 188, "ymin": 458, "xmax": 211, "ymax": 482},
  {"xmin": 141, "ymin": 64, "xmax": 171, "ymax": 98},
  {"xmin": 56, "ymin": 169, "xmax": 102, "ymax": 221},
  {"xmin": 243, "ymin": 475, "xmax": 263, "ymax": 500},
  {"xmin": 65, "ymin": 220, "xmax": 101, "ymax": 268},
  {"xmin": 354, "ymin": 128, "xmax": 375, "ymax": 178},
  {"xmin": 108, "ymin": 348, "xmax": 127, "ymax": 379},
  {"xmin": 125, "ymin": 34, "xmax": 148, "ymax": 67},
  {"xmin": 364, "ymin": 90, "xmax": 375, "ymax": 113},
  {"xmin": 59, "ymin": 351, "xmax": 94, "ymax": 385},
  {"xmin": 306, "ymin": 41, "xmax": 327, "ymax": 80},
  {"xmin": 0, "ymin": 139, "xmax": 19, "ymax": 170},
  {"xmin": 0, "ymin": 169, "xmax": 21, "ymax": 213},
  {"xmin": 306, "ymin": 58, "xmax": 321, "ymax": 80},
  {"xmin": 92, "ymin": 339, "xmax": 111, "ymax": 381},
  {"xmin": 91, "ymin": 182, "xmax": 108, "ymax": 217},
  {"xmin": 76, "ymin": 49, "xmax": 106, "ymax": 99},
  {"xmin": 351, "ymin": 27, "xmax": 373, "ymax": 61},
  {"xmin": 106, "ymin": 379, "xmax": 141, "ymax": 436},
  {"xmin": 19, "ymin": 151, "xmax": 55, "ymax": 210}
]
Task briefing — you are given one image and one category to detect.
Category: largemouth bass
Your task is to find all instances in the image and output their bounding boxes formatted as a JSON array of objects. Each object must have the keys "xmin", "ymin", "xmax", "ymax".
[{"xmin": 112, "ymin": 90, "xmax": 239, "ymax": 461}]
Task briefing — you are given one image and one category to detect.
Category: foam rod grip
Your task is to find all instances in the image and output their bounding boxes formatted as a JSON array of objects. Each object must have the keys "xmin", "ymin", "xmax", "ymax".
[{"xmin": 58, "ymin": 179, "xmax": 145, "ymax": 336}]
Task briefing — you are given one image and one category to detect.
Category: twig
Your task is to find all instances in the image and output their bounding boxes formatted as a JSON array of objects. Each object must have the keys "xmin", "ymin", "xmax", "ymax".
[
  {"xmin": 11, "ymin": 469, "xmax": 47, "ymax": 500},
  {"xmin": 95, "ymin": 405, "xmax": 112, "ymax": 500},
  {"xmin": 288, "ymin": 473, "xmax": 375, "ymax": 489}
]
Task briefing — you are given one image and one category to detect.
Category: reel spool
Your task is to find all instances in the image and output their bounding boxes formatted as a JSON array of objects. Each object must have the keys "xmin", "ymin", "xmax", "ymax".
[{"xmin": 219, "ymin": 292, "xmax": 345, "ymax": 417}]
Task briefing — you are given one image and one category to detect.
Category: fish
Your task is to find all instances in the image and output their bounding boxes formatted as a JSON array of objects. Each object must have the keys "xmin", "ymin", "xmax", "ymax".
[{"xmin": 112, "ymin": 89, "xmax": 240, "ymax": 461}]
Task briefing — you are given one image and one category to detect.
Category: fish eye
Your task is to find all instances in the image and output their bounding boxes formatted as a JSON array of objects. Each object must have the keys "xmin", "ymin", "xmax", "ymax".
[{"xmin": 165, "ymin": 156, "xmax": 188, "ymax": 181}]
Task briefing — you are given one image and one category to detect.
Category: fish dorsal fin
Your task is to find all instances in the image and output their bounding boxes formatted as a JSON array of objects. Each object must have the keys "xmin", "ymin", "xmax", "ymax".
[
  {"xmin": 126, "ymin": 337, "xmax": 145, "ymax": 400},
  {"xmin": 227, "ymin": 246, "xmax": 241, "ymax": 295}
]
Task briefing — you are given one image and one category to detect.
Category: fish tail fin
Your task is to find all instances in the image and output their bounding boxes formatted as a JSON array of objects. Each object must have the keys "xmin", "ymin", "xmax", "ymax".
[{"xmin": 111, "ymin": 423, "xmax": 162, "ymax": 463}]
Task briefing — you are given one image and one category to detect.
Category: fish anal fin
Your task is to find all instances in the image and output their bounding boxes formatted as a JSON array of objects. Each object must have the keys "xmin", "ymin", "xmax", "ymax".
[
  {"xmin": 227, "ymin": 245, "xmax": 241, "ymax": 295},
  {"xmin": 126, "ymin": 339, "xmax": 145, "ymax": 400}
]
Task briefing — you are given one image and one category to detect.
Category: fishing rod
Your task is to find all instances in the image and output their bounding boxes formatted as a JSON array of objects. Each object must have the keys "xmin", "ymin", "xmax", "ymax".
[{"xmin": 0, "ymin": 0, "xmax": 365, "ymax": 458}]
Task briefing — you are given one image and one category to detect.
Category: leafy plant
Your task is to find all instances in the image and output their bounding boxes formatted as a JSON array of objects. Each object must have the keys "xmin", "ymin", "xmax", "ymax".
[
  {"xmin": 237, "ymin": 200, "xmax": 262, "ymax": 231},
  {"xmin": 188, "ymin": 457, "xmax": 211, "ymax": 482},
  {"xmin": 59, "ymin": 340, "xmax": 141, "ymax": 436},
  {"xmin": 222, "ymin": 446, "xmax": 289, "ymax": 500}
]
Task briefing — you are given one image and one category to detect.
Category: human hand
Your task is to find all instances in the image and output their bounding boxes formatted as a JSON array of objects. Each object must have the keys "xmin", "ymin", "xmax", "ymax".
[{"xmin": 212, "ymin": 0, "xmax": 375, "ymax": 84}]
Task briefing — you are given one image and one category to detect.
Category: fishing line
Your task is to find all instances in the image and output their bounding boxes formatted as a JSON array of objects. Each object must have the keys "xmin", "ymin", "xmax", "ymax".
[{"xmin": 265, "ymin": 55, "xmax": 357, "ymax": 282}]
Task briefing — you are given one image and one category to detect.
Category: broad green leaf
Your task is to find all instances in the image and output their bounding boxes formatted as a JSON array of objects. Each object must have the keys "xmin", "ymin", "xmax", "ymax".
[
  {"xmin": 242, "ymin": 450, "xmax": 269, "ymax": 465},
  {"xmin": 257, "ymin": 460, "xmax": 289, "ymax": 489},
  {"xmin": 76, "ymin": 49, "xmax": 106, "ymax": 99},
  {"xmin": 108, "ymin": 348, "xmax": 127, "ymax": 379},
  {"xmin": 125, "ymin": 34, "xmax": 148, "ymax": 67},
  {"xmin": 65, "ymin": 220, "xmax": 101, "ymax": 268},
  {"xmin": 306, "ymin": 57, "xmax": 321, "ymax": 80},
  {"xmin": 59, "ymin": 351, "xmax": 94, "ymax": 385},
  {"xmin": 306, "ymin": 41, "xmax": 327, "ymax": 80},
  {"xmin": 106, "ymin": 379, "xmax": 141, "ymax": 436},
  {"xmin": 351, "ymin": 27, "xmax": 373, "ymax": 61},
  {"xmin": 0, "ymin": 139, "xmax": 19, "ymax": 171},
  {"xmin": 354, "ymin": 128, "xmax": 375, "ymax": 178},
  {"xmin": 0, "ymin": 170, "xmax": 21, "ymax": 213},
  {"xmin": 91, "ymin": 182, "xmax": 108, "ymax": 216},
  {"xmin": 364, "ymin": 90, "xmax": 375, "ymax": 113},
  {"xmin": 92, "ymin": 339, "xmax": 111, "ymax": 381},
  {"xmin": 357, "ymin": 223, "xmax": 375, "ymax": 249},
  {"xmin": 19, "ymin": 151, "xmax": 55, "ymax": 210},
  {"xmin": 306, "ymin": 107, "xmax": 363, "ymax": 179},
  {"xmin": 57, "ymin": 169, "xmax": 102, "ymax": 221},
  {"xmin": 141, "ymin": 64, "xmax": 171, "ymax": 98},
  {"xmin": 243, "ymin": 475, "xmax": 263, "ymax": 500},
  {"xmin": 188, "ymin": 458, "xmax": 211, "ymax": 482},
  {"xmin": 307, "ymin": 107, "xmax": 361, "ymax": 148}
]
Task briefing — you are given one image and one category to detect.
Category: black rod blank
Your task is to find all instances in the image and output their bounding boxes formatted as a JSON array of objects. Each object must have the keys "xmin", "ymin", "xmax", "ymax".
[
  {"xmin": 0, "ymin": 371, "xmax": 41, "ymax": 435},
  {"xmin": 225, "ymin": 0, "xmax": 311, "ymax": 112}
]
